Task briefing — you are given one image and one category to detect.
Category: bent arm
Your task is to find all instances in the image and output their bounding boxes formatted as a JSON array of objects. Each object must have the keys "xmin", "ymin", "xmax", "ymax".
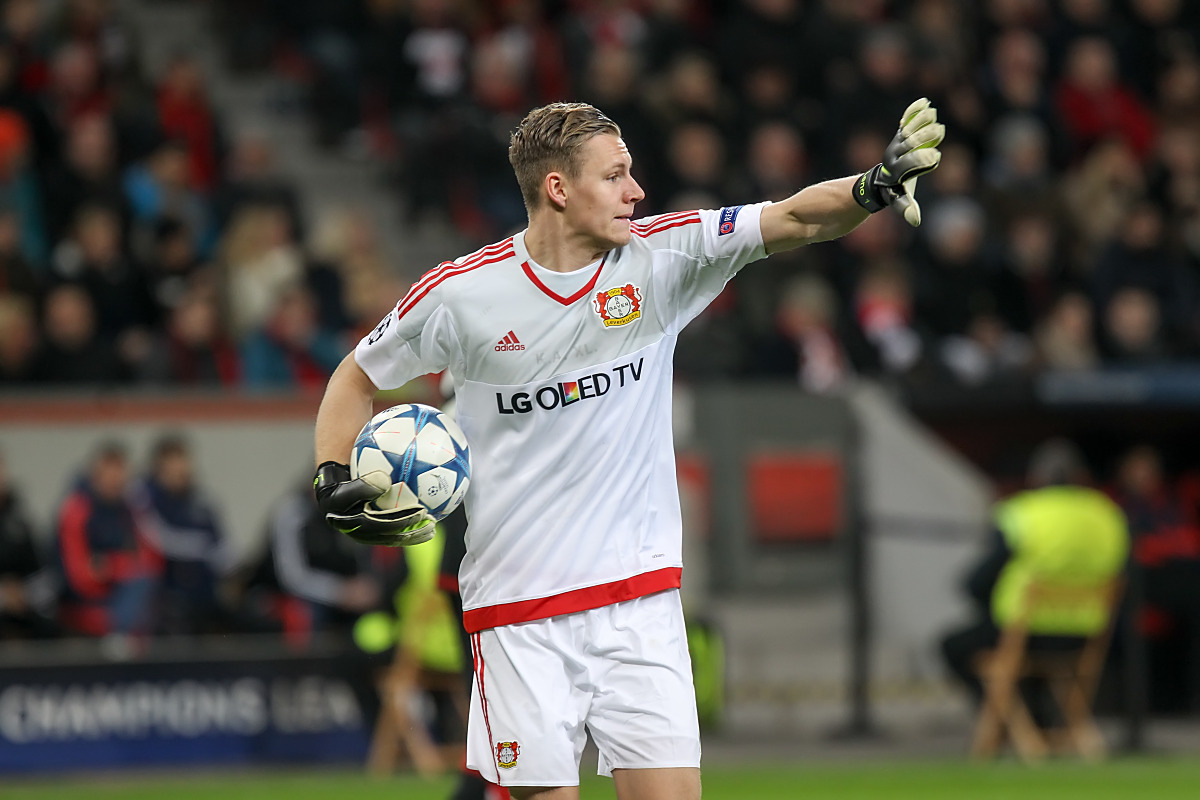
[
  {"xmin": 759, "ymin": 176, "xmax": 869, "ymax": 254},
  {"xmin": 315, "ymin": 352, "xmax": 379, "ymax": 467}
]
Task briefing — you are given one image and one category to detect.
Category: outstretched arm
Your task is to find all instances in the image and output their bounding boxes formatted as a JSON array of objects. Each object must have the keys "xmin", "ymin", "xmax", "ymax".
[
  {"xmin": 759, "ymin": 98, "xmax": 945, "ymax": 255},
  {"xmin": 760, "ymin": 175, "xmax": 869, "ymax": 253}
]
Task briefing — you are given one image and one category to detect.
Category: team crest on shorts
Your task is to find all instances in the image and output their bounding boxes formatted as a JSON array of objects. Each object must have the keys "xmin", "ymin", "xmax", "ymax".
[
  {"xmin": 496, "ymin": 740, "xmax": 520, "ymax": 769},
  {"xmin": 594, "ymin": 283, "xmax": 642, "ymax": 327}
]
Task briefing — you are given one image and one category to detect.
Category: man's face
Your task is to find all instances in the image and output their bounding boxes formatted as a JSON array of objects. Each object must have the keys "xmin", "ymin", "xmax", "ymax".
[{"xmin": 561, "ymin": 134, "xmax": 644, "ymax": 250}]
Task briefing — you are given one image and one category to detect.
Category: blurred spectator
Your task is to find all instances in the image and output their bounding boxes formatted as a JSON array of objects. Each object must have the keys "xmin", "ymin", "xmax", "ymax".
[
  {"xmin": 736, "ymin": 120, "xmax": 807, "ymax": 204},
  {"xmin": 0, "ymin": 33, "xmax": 59, "ymax": 180},
  {"xmin": 1034, "ymin": 291, "xmax": 1100, "ymax": 371},
  {"xmin": 211, "ymin": 128, "xmax": 304, "ymax": 238},
  {"xmin": 982, "ymin": 114, "xmax": 1056, "ymax": 221},
  {"xmin": 220, "ymin": 204, "xmax": 304, "ymax": 340},
  {"xmin": 939, "ymin": 311, "xmax": 1033, "ymax": 387},
  {"xmin": 659, "ymin": 120, "xmax": 728, "ymax": 212},
  {"xmin": 979, "ymin": 27, "xmax": 1054, "ymax": 129},
  {"xmin": 994, "ymin": 212, "xmax": 1067, "ymax": 332},
  {"xmin": 44, "ymin": 41, "xmax": 110, "ymax": 129},
  {"xmin": 307, "ymin": 208, "xmax": 389, "ymax": 331},
  {"xmin": 913, "ymin": 197, "xmax": 996, "ymax": 337},
  {"xmin": 4, "ymin": 0, "xmax": 53, "ymax": 96},
  {"xmin": 30, "ymin": 282, "xmax": 124, "ymax": 384},
  {"xmin": 240, "ymin": 479, "xmax": 385, "ymax": 649},
  {"xmin": 0, "ymin": 107, "xmax": 47, "ymax": 267},
  {"xmin": 155, "ymin": 52, "xmax": 224, "ymax": 192},
  {"xmin": 55, "ymin": 441, "xmax": 163, "ymax": 652},
  {"xmin": 1110, "ymin": 443, "xmax": 1200, "ymax": 711},
  {"xmin": 0, "ymin": 448, "xmax": 58, "ymax": 639},
  {"xmin": 1090, "ymin": 200, "xmax": 1196, "ymax": 346},
  {"xmin": 1100, "ymin": 286, "xmax": 1171, "ymax": 364},
  {"xmin": 137, "ymin": 281, "xmax": 239, "ymax": 386},
  {"xmin": 241, "ymin": 284, "xmax": 343, "ymax": 389},
  {"xmin": 135, "ymin": 435, "xmax": 235, "ymax": 635},
  {"xmin": 755, "ymin": 273, "xmax": 854, "ymax": 392},
  {"xmin": 1125, "ymin": 0, "xmax": 1199, "ymax": 100},
  {"xmin": 853, "ymin": 258, "xmax": 926, "ymax": 377},
  {"xmin": 42, "ymin": 112, "xmax": 128, "ymax": 246},
  {"xmin": 1061, "ymin": 138, "xmax": 1145, "ymax": 265},
  {"xmin": 643, "ymin": 51, "xmax": 731, "ymax": 140},
  {"xmin": 1053, "ymin": 36, "xmax": 1155, "ymax": 163},
  {"xmin": 142, "ymin": 216, "xmax": 202, "ymax": 323},
  {"xmin": 940, "ymin": 438, "xmax": 1129, "ymax": 704},
  {"xmin": 124, "ymin": 139, "xmax": 214, "ymax": 258},
  {"xmin": 51, "ymin": 203, "xmax": 154, "ymax": 354},
  {"xmin": 0, "ymin": 292, "xmax": 38, "ymax": 383},
  {"xmin": 0, "ymin": 207, "xmax": 40, "ymax": 299}
]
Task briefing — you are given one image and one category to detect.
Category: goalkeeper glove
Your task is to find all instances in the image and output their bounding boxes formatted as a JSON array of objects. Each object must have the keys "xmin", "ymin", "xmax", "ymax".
[
  {"xmin": 853, "ymin": 97, "xmax": 945, "ymax": 227},
  {"xmin": 313, "ymin": 461, "xmax": 436, "ymax": 547}
]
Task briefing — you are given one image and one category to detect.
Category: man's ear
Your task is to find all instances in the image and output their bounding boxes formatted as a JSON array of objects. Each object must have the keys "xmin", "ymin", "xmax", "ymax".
[{"xmin": 545, "ymin": 171, "xmax": 568, "ymax": 210}]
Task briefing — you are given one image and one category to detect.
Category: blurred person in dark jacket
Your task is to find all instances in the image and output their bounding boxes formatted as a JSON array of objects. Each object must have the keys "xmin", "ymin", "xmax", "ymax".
[
  {"xmin": 137, "ymin": 281, "xmax": 240, "ymax": 386},
  {"xmin": 30, "ymin": 282, "xmax": 125, "ymax": 384},
  {"xmin": 0, "ymin": 448, "xmax": 58, "ymax": 639},
  {"xmin": 0, "ymin": 293, "xmax": 39, "ymax": 384},
  {"xmin": 41, "ymin": 112, "xmax": 129, "ymax": 245},
  {"xmin": 1110, "ymin": 444, "xmax": 1200, "ymax": 710},
  {"xmin": 241, "ymin": 283, "xmax": 343, "ymax": 390},
  {"xmin": 50, "ymin": 203, "xmax": 156, "ymax": 369},
  {"xmin": 240, "ymin": 479, "xmax": 384, "ymax": 650},
  {"xmin": 135, "ymin": 435, "xmax": 235, "ymax": 635},
  {"xmin": 55, "ymin": 442, "xmax": 163, "ymax": 653}
]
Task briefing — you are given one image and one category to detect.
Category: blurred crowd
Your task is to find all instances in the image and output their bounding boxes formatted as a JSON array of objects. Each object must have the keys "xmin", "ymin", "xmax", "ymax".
[
  {"xmin": 0, "ymin": 0, "xmax": 1197, "ymax": 392},
  {"xmin": 0, "ymin": 437, "xmax": 413, "ymax": 659},
  {"xmin": 5, "ymin": 432, "xmax": 1200, "ymax": 712},
  {"xmin": 213, "ymin": 0, "xmax": 1200, "ymax": 392}
]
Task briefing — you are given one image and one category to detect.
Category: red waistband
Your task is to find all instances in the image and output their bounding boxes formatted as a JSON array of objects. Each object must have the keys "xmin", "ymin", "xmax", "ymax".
[{"xmin": 462, "ymin": 567, "xmax": 682, "ymax": 633}]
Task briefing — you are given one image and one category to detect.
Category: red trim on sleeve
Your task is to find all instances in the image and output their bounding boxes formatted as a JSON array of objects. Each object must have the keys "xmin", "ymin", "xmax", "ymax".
[
  {"xmin": 58, "ymin": 493, "xmax": 109, "ymax": 600},
  {"xmin": 461, "ymin": 567, "xmax": 682, "ymax": 633},
  {"xmin": 630, "ymin": 211, "xmax": 700, "ymax": 237},
  {"xmin": 520, "ymin": 254, "xmax": 607, "ymax": 306}
]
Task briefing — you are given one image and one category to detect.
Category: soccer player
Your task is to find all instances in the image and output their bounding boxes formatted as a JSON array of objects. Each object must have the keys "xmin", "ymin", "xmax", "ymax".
[{"xmin": 314, "ymin": 99, "xmax": 943, "ymax": 799}]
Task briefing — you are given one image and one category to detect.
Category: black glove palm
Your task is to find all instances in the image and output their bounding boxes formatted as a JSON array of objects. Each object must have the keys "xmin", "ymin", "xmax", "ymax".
[{"xmin": 314, "ymin": 462, "xmax": 435, "ymax": 547}]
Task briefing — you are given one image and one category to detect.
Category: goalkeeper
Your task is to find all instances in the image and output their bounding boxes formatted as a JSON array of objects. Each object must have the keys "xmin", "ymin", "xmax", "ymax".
[{"xmin": 313, "ymin": 98, "xmax": 942, "ymax": 800}]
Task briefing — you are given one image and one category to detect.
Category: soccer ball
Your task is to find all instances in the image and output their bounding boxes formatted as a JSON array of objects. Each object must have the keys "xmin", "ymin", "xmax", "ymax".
[{"xmin": 349, "ymin": 403, "xmax": 471, "ymax": 521}]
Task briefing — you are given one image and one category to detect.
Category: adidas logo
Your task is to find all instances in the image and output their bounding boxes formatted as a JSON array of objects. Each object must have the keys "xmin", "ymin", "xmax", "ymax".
[{"xmin": 494, "ymin": 330, "xmax": 526, "ymax": 352}]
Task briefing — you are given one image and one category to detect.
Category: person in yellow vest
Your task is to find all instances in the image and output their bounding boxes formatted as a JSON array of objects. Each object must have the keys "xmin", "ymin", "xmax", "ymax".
[{"xmin": 940, "ymin": 438, "xmax": 1130, "ymax": 704}]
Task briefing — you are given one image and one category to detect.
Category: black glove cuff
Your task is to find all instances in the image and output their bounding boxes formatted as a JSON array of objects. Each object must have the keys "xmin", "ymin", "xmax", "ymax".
[
  {"xmin": 314, "ymin": 461, "xmax": 351, "ymax": 500},
  {"xmin": 853, "ymin": 164, "xmax": 892, "ymax": 213}
]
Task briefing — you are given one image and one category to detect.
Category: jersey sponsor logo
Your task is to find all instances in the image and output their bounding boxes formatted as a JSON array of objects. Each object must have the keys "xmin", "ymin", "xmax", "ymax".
[
  {"xmin": 718, "ymin": 205, "xmax": 743, "ymax": 236},
  {"xmin": 593, "ymin": 283, "xmax": 642, "ymax": 327},
  {"xmin": 495, "ymin": 330, "xmax": 525, "ymax": 352},
  {"xmin": 496, "ymin": 740, "xmax": 520, "ymax": 769},
  {"xmin": 495, "ymin": 358, "xmax": 643, "ymax": 414},
  {"xmin": 366, "ymin": 313, "xmax": 391, "ymax": 344}
]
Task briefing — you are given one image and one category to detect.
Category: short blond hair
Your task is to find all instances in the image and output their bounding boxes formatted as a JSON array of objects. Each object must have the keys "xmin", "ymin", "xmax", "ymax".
[{"xmin": 509, "ymin": 103, "xmax": 622, "ymax": 213}]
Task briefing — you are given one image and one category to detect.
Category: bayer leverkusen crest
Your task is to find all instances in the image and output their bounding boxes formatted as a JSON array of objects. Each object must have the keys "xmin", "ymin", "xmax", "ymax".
[
  {"xmin": 496, "ymin": 740, "xmax": 520, "ymax": 769},
  {"xmin": 594, "ymin": 283, "xmax": 642, "ymax": 327}
]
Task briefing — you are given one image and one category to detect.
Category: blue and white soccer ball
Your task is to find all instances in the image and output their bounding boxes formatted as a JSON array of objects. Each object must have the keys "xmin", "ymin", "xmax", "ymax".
[{"xmin": 349, "ymin": 403, "xmax": 471, "ymax": 521}]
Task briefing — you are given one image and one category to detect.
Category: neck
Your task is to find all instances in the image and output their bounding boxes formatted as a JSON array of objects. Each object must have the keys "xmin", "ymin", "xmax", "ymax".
[{"xmin": 524, "ymin": 212, "xmax": 610, "ymax": 273}]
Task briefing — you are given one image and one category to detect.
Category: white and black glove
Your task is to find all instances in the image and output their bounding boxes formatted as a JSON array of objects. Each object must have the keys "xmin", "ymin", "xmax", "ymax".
[
  {"xmin": 853, "ymin": 97, "xmax": 945, "ymax": 227},
  {"xmin": 314, "ymin": 461, "xmax": 435, "ymax": 547}
]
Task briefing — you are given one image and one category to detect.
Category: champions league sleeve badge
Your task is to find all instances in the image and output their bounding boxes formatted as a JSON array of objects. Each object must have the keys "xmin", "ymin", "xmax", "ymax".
[{"xmin": 593, "ymin": 283, "xmax": 642, "ymax": 327}]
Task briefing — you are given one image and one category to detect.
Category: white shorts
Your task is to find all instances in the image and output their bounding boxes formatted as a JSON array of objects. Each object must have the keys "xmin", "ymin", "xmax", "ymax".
[{"xmin": 465, "ymin": 588, "xmax": 700, "ymax": 787}]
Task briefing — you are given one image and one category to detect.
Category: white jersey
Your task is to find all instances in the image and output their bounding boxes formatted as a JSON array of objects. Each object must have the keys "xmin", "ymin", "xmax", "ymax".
[{"xmin": 356, "ymin": 204, "xmax": 768, "ymax": 632}]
